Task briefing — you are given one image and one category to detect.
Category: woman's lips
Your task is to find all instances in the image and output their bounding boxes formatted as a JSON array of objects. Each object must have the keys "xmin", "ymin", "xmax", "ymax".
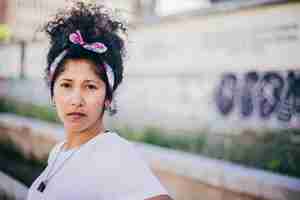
[{"xmin": 67, "ymin": 113, "xmax": 87, "ymax": 121}]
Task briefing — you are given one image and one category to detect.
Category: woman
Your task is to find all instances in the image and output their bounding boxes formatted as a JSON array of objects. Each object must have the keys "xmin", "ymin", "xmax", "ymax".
[{"xmin": 27, "ymin": 2, "xmax": 173, "ymax": 200}]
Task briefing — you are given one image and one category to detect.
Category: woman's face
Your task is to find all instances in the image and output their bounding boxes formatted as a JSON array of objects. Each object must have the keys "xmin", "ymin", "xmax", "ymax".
[{"xmin": 53, "ymin": 59, "xmax": 109, "ymax": 133}]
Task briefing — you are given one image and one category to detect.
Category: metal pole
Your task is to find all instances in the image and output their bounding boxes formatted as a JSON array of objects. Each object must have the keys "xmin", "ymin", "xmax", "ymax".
[{"xmin": 20, "ymin": 40, "xmax": 26, "ymax": 79}]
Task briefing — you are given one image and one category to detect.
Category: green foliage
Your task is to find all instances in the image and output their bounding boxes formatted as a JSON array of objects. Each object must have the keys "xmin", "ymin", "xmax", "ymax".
[
  {"xmin": 0, "ymin": 24, "xmax": 11, "ymax": 41},
  {"xmin": 224, "ymin": 129, "xmax": 300, "ymax": 178},
  {"xmin": 118, "ymin": 126, "xmax": 207, "ymax": 153},
  {"xmin": 268, "ymin": 159, "xmax": 281, "ymax": 170},
  {"xmin": 0, "ymin": 98, "xmax": 59, "ymax": 123}
]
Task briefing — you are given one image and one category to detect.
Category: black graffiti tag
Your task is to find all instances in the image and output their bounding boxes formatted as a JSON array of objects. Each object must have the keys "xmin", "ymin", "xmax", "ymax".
[
  {"xmin": 241, "ymin": 72, "xmax": 259, "ymax": 117},
  {"xmin": 216, "ymin": 73, "xmax": 237, "ymax": 115},
  {"xmin": 215, "ymin": 70, "xmax": 300, "ymax": 122},
  {"xmin": 258, "ymin": 72, "xmax": 284, "ymax": 119}
]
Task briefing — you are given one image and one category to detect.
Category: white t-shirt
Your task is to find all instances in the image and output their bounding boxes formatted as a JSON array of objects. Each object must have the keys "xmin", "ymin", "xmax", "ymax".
[{"xmin": 27, "ymin": 131, "xmax": 169, "ymax": 200}]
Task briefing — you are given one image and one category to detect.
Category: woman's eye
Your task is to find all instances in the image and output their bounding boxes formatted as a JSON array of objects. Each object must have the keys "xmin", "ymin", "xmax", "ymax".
[
  {"xmin": 87, "ymin": 85, "xmax": 97, "ymax": 90},
  {"xmin": 60, "ymin": 83, "xmax": 71, "ymax": 88}
]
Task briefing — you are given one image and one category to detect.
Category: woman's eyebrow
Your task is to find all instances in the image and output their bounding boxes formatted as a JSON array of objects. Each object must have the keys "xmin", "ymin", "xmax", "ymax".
[
  {"xmin": 60, "ymin": 78, "xmax": 73, "ymax": 82},
  {"xmin": 85, "ymin": 79, "xmax": 100, "ymax": 84}
]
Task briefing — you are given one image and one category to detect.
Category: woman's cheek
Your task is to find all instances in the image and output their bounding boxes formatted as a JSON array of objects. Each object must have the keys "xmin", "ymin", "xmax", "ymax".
[
  {"xmin": 56, "ymin": 101, "xmax": 66, "ymax": 121},
  {"xmin": 89, "ymin": 97, "xmax": 104, "ymax": 109},
  {"xmin": 54, "ymin": 94, "xmax": 68, "ymax": 120}
]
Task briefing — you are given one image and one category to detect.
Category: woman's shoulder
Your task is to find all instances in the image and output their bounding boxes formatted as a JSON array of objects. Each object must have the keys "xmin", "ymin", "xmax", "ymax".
[
  {"xmin": 93, "ymin": 131, "xmax": 170, "ymax": 199},
  {"xmin": 100, "ymin": 130, "xmax": 133, "ymax": 147},
  {"xmin": 93, "ymin": 130, "xmax": 143, "ymax": 162},
  {"xmin": 108, "ymin": 131, "xmax": 141, "ymax": 154}
]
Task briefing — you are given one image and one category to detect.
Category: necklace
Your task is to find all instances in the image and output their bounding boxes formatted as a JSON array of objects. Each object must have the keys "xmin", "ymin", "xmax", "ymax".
[
  {"xmin": 37, "ymin": 142, "xmax": 79, "ymax": 193},
  {"xmin": 36, "ymin": 130, "xmax": 110, "ymax": 193}
]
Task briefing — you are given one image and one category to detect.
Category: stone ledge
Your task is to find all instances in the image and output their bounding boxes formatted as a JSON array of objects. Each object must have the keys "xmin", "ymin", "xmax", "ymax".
[
  {"xmin": 0, "ymin": 113, "xmax": 299, "ymax": 200},
  {"xmin": 137, "ymin": 142, "xmax": 300, "ymax": 200},
  {"xmin": 0, "ymin": 171, "xmax": 28, "ymax": 200},
  {"xmin": 0, "ymin": 113, "xmax": 63, "ymax": 161}
]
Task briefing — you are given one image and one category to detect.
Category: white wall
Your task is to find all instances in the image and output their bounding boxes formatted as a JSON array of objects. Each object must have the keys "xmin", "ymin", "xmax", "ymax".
[
  {"xmin": 110, "ymin": 3, "xmax": 300, "ymax": 134},
  {"xmin": 1, "ymin": 3, "xmax": 300, "ymax": 135}
]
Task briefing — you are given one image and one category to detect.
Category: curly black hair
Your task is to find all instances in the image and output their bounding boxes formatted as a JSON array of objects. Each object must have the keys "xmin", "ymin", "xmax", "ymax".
[{"xmin": 43, "ymin": 1, "xmax": 127, "ymax": 102}]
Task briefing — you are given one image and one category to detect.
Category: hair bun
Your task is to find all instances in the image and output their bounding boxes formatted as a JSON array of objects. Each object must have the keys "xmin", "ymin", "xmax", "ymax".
[{"xmin": 44, "ymin": 1, "xmax": 127, "ymax": 100}]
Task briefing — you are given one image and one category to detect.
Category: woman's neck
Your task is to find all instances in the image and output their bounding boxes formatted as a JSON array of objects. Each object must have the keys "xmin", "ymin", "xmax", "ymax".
[{"xmin": 63, "ymin": 118, "xmax": 105, "ymax": 150}]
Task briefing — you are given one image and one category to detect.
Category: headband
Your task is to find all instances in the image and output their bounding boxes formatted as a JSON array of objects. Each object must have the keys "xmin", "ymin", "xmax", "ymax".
[{"xmin": 49, "ymin": 30, "xmax": 115, "ymax": 90}]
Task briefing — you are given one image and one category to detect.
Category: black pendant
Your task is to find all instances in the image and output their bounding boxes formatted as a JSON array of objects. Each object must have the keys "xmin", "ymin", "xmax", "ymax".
[{"xmin": 37, "ymin": 181, "xmax": 47, "ymax": 192}]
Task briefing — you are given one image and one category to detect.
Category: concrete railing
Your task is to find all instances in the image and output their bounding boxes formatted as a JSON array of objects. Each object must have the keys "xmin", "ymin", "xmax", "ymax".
[
  {"xmin": 0, "ymin": 113, "xmax": 300, "ymax": 200},
  {"xmin": 0, "ymin": 171, "xmax": 28, "ymax": 200}
]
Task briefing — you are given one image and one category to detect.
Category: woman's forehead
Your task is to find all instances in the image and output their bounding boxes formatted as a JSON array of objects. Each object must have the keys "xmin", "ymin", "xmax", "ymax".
[{"xmin": 59, "ymin": 59, "xmax": 101, "ymax": 81}]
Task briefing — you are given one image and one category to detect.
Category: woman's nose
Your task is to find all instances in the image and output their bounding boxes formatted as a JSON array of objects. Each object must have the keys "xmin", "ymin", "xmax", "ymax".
[{"xmin": 69, "ymin": 89, "xmax": 85, "ymax": 106}]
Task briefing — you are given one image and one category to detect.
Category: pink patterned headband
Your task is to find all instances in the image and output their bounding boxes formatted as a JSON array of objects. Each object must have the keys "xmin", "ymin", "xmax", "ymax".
[
  {"xmin": 69, "ymin": 30, "xmax": 108, "ymax": 53},
  {"xmin": 49, "ymin": 30, "xmax": 115, "ymax": 90}
]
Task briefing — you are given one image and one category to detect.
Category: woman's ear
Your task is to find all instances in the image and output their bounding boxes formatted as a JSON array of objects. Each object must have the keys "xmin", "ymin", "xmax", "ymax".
[{"xmin": 104, "ymin": 99, "xmax": 111, "ymax": 108}]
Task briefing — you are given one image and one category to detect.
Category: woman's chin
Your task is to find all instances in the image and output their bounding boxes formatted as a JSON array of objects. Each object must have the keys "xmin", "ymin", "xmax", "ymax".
[{"xmin": 63, "ymin": 122, "xmax": 88, "ymax": 132}]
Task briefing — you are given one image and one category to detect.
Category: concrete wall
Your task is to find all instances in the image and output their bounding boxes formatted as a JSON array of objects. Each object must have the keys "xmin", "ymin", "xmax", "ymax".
[
  {"xmin": 111, "ymin": 3, "xmax": 300, "ymax": 134},
  {"xmin": 7, "ymin": 0, "xmax": 141, "ymax": 41},
  {"xmin": 1, "ymin": 4, "xmax": 300, "ymax": 135}
]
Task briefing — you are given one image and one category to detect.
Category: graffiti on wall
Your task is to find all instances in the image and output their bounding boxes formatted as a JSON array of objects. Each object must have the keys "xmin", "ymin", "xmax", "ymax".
[{"xmin": 215, "ymin": 70, "xmax": 300, "ymax": 122}]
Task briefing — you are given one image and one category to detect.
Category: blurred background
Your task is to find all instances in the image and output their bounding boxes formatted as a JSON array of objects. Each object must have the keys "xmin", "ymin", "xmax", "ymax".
[{"xmin": 0, "ymin": 0, "xmax": 300, "ymax": 200}]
